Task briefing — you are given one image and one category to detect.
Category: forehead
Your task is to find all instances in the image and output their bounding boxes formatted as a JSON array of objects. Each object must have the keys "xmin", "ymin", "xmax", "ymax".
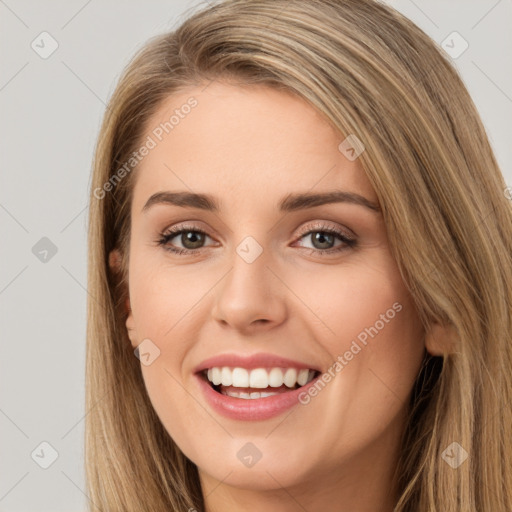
[{"xmin": 131, "ymin": 81, "xmax": 377, "ymax": 211}]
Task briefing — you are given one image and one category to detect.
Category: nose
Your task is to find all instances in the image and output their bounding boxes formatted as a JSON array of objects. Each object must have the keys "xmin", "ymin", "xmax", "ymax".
[{"xmin": 211, "ymin": 245, "xmax": 288, "ymax": 334}]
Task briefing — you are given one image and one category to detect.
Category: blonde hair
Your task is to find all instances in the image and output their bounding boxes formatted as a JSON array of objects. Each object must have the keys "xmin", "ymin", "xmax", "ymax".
[{"xmin": 85, "ymin": 0, "xmax": 512, "ymax": 510}]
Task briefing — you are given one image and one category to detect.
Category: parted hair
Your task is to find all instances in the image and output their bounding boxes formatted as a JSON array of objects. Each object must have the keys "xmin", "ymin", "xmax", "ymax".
[{"xmin": 85, "ymin": 1, "xmax": 512, "ymax": 510}]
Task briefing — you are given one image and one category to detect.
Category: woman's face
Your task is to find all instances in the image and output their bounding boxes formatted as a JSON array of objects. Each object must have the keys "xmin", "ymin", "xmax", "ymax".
[{"xmin": 121, "ymin": 82, "xmax": 425, "ymax": 497}]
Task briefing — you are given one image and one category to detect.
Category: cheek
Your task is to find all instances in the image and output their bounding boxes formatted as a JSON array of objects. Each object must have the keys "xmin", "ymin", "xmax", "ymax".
[
  {"xmin": 139, "ymin": 363, "xmax": 213, "ymax": 466},
  {"xmin": 287, "ymin": 254, "xmax": 422, "ymax": 353},
  {"xmin": 289, "ymin": 256, "xmax": 425, "ymax": 429},
  {"xmin": 127, "ymin": 253, "xmax": 224, "ymax": 458},
  {"xmin": 128, "ymin": 250, "xmax": 215, "ymax": 341}
]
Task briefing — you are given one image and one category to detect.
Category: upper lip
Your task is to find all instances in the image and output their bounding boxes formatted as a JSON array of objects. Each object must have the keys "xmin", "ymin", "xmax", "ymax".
[{"xmin": 194, "ymin": 353, "xmax": 322, "ymax": 374}]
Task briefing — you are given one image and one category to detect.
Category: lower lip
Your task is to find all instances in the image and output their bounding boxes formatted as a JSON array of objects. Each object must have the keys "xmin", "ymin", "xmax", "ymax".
[{"xmin": 195, "ymin": 373, "xmax": 320, "ymax": 421}]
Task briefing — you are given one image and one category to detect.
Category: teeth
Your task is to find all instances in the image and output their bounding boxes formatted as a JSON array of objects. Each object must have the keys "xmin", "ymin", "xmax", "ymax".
[
  {"xmin": 221, "ymin": 367, "xmax": 232, "ymax": 386},
  {"xmin": 297, "ymin": 368, "xmax": 309, "ymax": 386},
  {"xmin": 249, "ymin": 368, "xmax": 268, "ymax": 388},
  {"xmin": 283, "ymin": 368, "xmax": 297, "ymax": 387},
  {"xmin": 211, "ymin": 367, "xmax": 222, "ymax": 385},
  {"xmin": 232, "ymin": 368, "xmax": 249, "ymax": 387},
  {"xmin": 221, "ymin": 389, "xmax": 281, "ymax": 399},
  {"xmin": 205, "ymin": 366, "xmax": 316, "ymax": 389},
  {"xmin": 269, "ymin": 368, "xmax": 283, "ymax": 387}
]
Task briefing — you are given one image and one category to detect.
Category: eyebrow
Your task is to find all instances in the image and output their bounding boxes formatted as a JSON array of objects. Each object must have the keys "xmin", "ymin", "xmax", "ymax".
[{"xmin": 142, "ymin": 190, "xmax": 381, "ymax": 214}]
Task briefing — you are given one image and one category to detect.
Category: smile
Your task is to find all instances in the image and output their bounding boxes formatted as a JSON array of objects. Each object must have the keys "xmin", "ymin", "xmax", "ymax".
[
  {"xmin": 204, "ymin": 367, "xmax": 318, "ymax": 399},
  {"xmin": 194, "ymin": 353, "xmax": 323, "ymax": 420},
  {"xmin": 196, "ymin": 367, "xmax": 322, "ymax": 421}
]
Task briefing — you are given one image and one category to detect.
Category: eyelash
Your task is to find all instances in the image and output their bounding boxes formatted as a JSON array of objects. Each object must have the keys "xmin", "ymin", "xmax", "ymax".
[{"xmin": 156, "ymin": 222, "xmax": 357, "ymax": 257}]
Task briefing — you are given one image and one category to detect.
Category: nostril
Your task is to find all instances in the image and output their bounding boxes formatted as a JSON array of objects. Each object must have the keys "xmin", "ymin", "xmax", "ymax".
[{"xmin": 253, "ymin": 319, "xmax": 269, "ymax": 325}]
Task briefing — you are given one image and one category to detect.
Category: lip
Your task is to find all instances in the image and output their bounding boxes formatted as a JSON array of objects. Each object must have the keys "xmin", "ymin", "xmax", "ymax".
[
  {"xmin": 195, "ymin": 371, "xmax": 321, "ymax": 421},
  {"xmin": 193, "ymin": 352, "xmax": 321, "ymax": 374}
]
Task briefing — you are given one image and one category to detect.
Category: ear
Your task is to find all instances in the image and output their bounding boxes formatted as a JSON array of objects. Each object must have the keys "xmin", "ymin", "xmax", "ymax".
[
  {"xmin": 424, "ymin": 322, "xmax": 457, "ymax": 356},
  {"xmin": 125, "ymin": 297, "xmax": 139, "ymax": 348},
  {"xmin": 108, "ymin": 249, "xmax": 122, "ymax": 273},
  {"xmin": 109, "ymin": 249, "xmax": 137, "ymax": 346}
]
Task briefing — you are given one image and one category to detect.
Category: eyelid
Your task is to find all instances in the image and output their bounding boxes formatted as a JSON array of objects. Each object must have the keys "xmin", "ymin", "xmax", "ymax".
[
  {"xmin": 295, "ymin": 220, "xmax": 355, "ymax": 239},
  {"xmin": 158, "ymin": 219, "xmax": 357, "ymax": 255},
  {"xmin": 160, "ymin": 221, "xmax": 219, "ymax": 242},
  {"xmin": 161, "ymin": 219, "xmax": 354, "ymax": 238},
  {"xmin": 160, "ymin": 223, "xmax": 217, "ymax": 245}
]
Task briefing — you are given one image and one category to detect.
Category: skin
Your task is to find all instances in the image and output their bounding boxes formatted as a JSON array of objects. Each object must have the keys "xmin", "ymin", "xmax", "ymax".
[{"xmin": 113, "ymin": 81, "xmax": 446, "ymax": 512}]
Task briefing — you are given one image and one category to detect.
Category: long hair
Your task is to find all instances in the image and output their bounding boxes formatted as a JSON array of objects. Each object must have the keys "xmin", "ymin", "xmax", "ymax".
[{"xmin": 85, "ymin": 1, "xmax": 512, "ymax": 510}]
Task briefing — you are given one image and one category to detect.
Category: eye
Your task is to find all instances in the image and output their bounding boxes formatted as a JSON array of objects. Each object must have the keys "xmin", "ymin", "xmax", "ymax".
[
  {"xmin": 156, "ymin": 221, "xmax": 357, "ymax": 256},
  {"xmin": 156, "ymin": 224, "xmax": 215, "ymax": 255},
  {"xmin": 293, "ymin": 222, "xmax": 357, "ymax": 255}
]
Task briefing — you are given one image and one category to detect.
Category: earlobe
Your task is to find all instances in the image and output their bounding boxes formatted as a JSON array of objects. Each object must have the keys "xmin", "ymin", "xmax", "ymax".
[
  {"xmin": 424, "ymin": 322, "xmax": 457, "ymax": 356},
  {"xmin": 109, "ymin": 249, "xmax": 136, "ymax": 345},
  {"xmin": 126, "ymin": 306, "xmax": 138, "ymax": 348},
  {"xmin": 108, "ymin": 249, "xmax": 122, "ymax": 273}
]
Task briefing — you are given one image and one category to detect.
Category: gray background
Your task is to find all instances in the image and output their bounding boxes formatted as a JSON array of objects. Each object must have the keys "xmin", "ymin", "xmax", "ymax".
[{"xmin": 0, "ymin": 1, "xmax": 510, "ymax": 510}]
